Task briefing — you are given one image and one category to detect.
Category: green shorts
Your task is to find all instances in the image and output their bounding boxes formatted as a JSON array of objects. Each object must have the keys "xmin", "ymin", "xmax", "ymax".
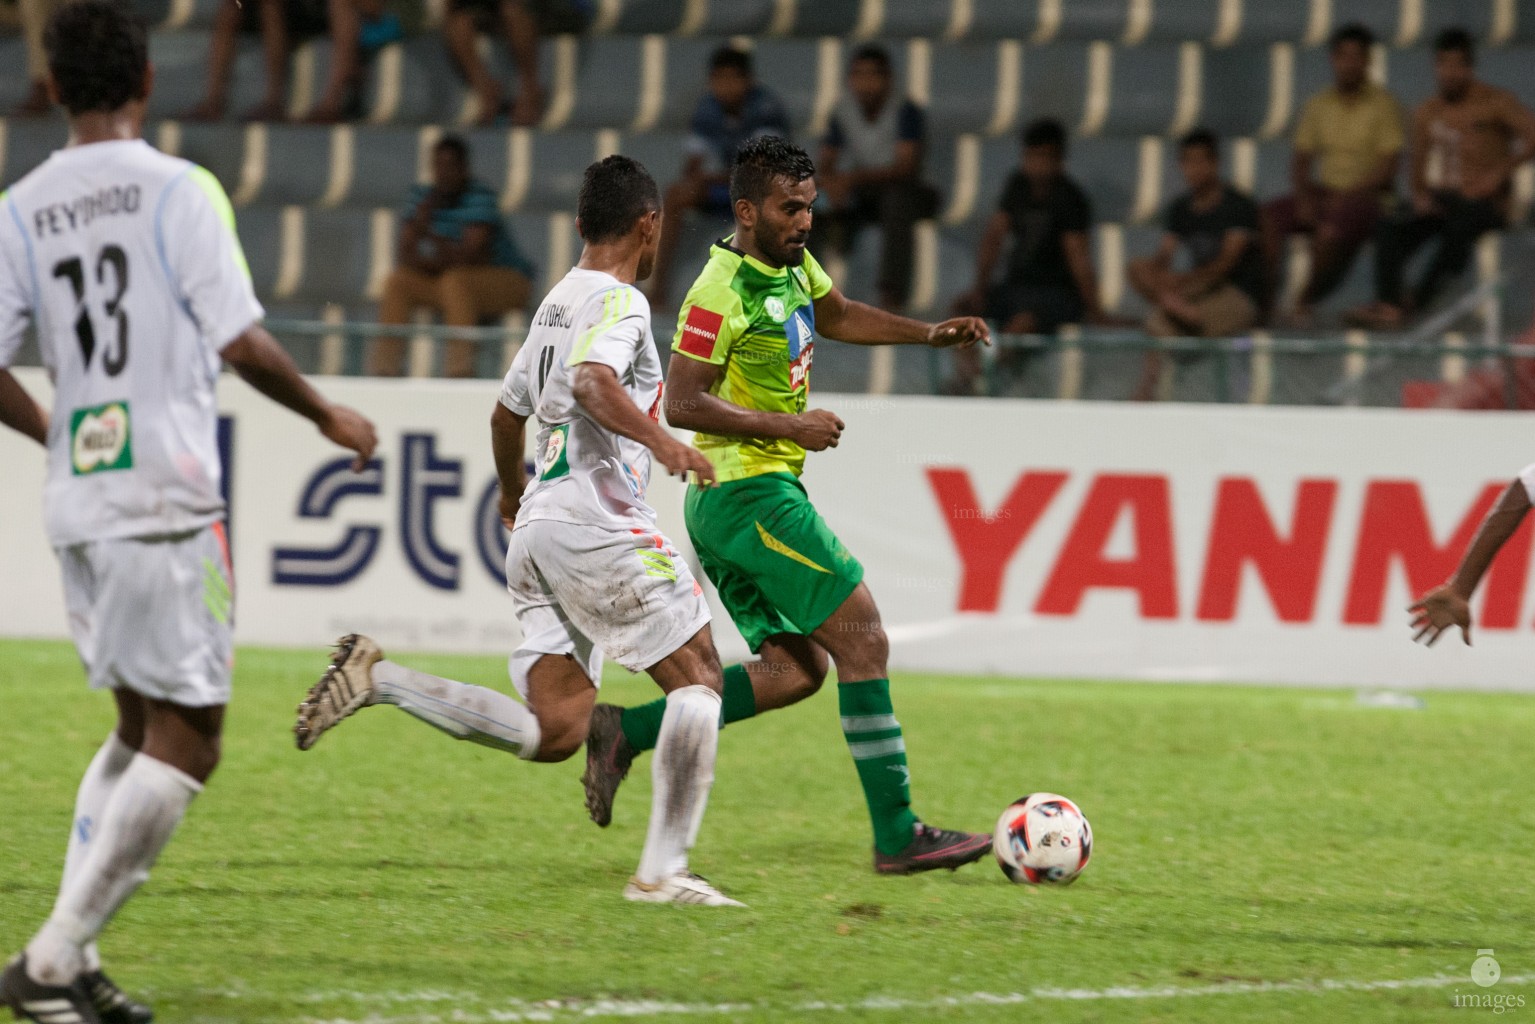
[{"xmin": 684, "ymin": 471, "xmax": 864, "ymax": 653}]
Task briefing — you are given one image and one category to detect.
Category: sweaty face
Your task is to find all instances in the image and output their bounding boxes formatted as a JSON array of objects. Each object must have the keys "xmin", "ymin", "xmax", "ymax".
[
  {"xmin": 1178, "ymin": 145, "xmax": 1219, "ymax": 192},
  {"xmin": 1435, "ymin": 50, "xmax": 1473, "ymax": 100},
  {"xmin": 432, "ymin": 149, "xmax": 469, "ymax": 197},
  {"xmin": 847, "ymin": 59, "xmax": 890, "ymax": 109},
  {"xmin": 1331, "ymin": 40, "xmax": 1369, "ymax": 91},
  {"xmin": 708, "ymin": 67, "xmax": 751, "ymax": 111},
  {"xmin": 1021, "ymin": 143, "xmax": 1063, "ymax": 185},
  {"xmin": 748, "ymin": 176, "xmax": 815, "ymax": 267}
]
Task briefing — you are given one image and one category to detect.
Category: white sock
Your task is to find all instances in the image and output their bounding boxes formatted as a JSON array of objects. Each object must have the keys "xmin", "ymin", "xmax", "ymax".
[
  {"xmin": 372, "ymin": 660, "xmax": 541, "ymax": 759},
  {"xmin": 60, "ymin": 733, "xmax": 137, "ymax": 974},
  {"xmin": 636, "ymin": 685, "xmax": 721, "ymax": 885},
  {"xmin": 26, "ymin": 755, "xmax": 201, "ymax": 986}
]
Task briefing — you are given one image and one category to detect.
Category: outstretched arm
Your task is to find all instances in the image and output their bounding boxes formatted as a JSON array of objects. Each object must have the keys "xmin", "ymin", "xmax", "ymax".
[
  {"xmin": 1410, "ymin": 478, "xmax": 1532, "ymax": 646},
  {"xmin": 222, "ymin": 325, "xmax": 378, "ymax": 470},
  {"xmin": 0, "ymin": 369, "xmax": 47, "ymax": 445},
  {"xmin": 663, "ymin": 352, "xmax": 844, "ymax": 452},
  {"xmin": 813, "ymin": 285, "xmax": 989, "ymax": 349},
  {"xmin": 572, "ymin": 362, "xmax": 716, "ymax": 485}
]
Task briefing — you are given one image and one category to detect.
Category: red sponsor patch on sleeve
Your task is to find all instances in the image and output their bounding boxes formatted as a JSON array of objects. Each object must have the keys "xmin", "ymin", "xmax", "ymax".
[{"xmin": 678, "ymin": 306, "xmax": 725, "ymax": 358}]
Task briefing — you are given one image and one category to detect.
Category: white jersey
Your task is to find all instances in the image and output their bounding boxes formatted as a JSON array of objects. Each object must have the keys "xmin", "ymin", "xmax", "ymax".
[
  {"xmin": 0, "ymin": 139, "xmax": 263, "ymax": 547},
  {"xmin": 500, "ymin": 268, "xmax": 663, "ymax": 532}
]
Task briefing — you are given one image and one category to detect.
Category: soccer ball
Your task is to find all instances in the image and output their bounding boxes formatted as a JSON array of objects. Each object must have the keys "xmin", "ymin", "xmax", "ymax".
[{"xmin": 993, "ymin": 793, "xmax": 1093, "ymax": 885}]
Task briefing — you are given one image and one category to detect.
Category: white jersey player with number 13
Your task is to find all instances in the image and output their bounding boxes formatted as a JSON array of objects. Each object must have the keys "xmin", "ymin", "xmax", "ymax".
[
  {"xmin": 0, "ymin": 5, "xmax": 378, "ymax": 1023},
  {"xmin": 295, "ymin": 155, "xmax": 744, "ymax": 909}
]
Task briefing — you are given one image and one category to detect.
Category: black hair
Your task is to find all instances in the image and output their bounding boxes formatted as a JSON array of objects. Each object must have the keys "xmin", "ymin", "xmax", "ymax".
[
  {"xmin": 1179, "ymin": 128, "xmax": 1220, "ymax": 158},
  {"xmin": 1021, "ymin": 117, "xmax": 1068, "ymax": 154},
  {"xmin": 848, "ymin": 43, "xmax": 892, "ymax": 74},
  {"xmin": 710, "ymin": 45, "xmax": 753, "ymax": 76},
  {"xmin": 577, "ymin": 155, "xmax": 660, "ymax": 243},
  {"xmin": 434, "ymin": 134, "xmax": 469, "ymax": 164},
  {"xmin": 1435, "ymin": 27, "xmax": 1475, "ymax": 63},
  {"xmin": 729, "ymin": 136, "xmax": 816, "ymax": 207},
  {"xmin": 1330, "ymin": 21, "xmax": 1375, "ymax": 51},
  {"xmin": 44, "ymin": 0, "xmax": 148, "ymax": 116}
]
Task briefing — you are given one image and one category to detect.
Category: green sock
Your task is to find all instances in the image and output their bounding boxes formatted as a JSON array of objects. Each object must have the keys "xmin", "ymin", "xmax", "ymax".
[
  {"xmin": 839, "ymin": 678, "xmax": 918, "ymax": 856},
  {"xmin": 620, "ymin": 663, "xmax": 755, "ymax": 753}
]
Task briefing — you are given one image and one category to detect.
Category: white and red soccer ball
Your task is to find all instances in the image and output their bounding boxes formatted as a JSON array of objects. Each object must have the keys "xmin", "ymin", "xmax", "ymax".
[{"xmin": 993, "ymin": 792, "xmax": 1093, "ymax": 885}]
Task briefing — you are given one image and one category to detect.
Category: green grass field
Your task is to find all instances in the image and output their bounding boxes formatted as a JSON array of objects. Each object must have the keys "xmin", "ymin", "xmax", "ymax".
[{"xmin": 2, "ymin": 638, "xmax": 1534, "ymax": 1023}]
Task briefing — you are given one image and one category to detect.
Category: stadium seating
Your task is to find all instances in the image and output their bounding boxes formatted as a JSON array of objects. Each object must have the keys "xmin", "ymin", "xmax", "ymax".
[{"xmin": 2, "ymin": 0, "xmax": 1532, "ymax": 392}]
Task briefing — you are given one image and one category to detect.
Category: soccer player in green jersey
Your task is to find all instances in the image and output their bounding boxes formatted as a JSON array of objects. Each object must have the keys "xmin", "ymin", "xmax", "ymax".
[{"xmin": 584, "ymin": 136, "xmax": 993, "ymax": 874}]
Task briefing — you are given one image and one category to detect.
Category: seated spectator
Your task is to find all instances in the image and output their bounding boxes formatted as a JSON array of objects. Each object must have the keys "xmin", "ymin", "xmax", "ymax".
[
  {"xmin": 818, "ymin": 43, "xmax": 939, "ymax": 312},
  {"xmin": 648, "ymin": 45, "xmax": 789, "ymax": 306},
  {"xmin": 12, "ymin": 0, "xmax": 73, "ymax": 116},
  {"xmin": 184, "ymin": 0, "xmax": 400, "ymax": 122},
  {"xmin": 945, "ymin": 118, "xmax": 1104, "ymax": 394},
  {"xmin": 1348, "ymin": 28, "xmax": 1535, "ymax": 330},
  {"xmin": 444, "ymin": 0, "xmax": 592, "ymax": 126},
  {"xmin": 1261, "ymin": 22, "xmax": 1403, "ymax": 325},
  {"xmin": 1129, "ymin": 129, "xmax": 1262, "ymax": 402},
  {"xmin": 373, "ymin": 136, "xmax": 535, "ymax": 378}
]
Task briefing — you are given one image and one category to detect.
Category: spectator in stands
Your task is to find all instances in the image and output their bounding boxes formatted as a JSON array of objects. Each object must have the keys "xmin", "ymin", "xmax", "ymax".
[
  {"xmin": 818, "ymin": 43, "xmax": 939, "ymax": 312},
  {"xmin": 1129, "ymin": 129, "xmax": 1262, "ymax": 402},
  {"xmin": 12, "ymin": 0, "xmax": 74, "ymax": 116},
  {"xmin": 648, "ymin": 45, "xmax": 790, "ymax": 307},
  {"xmin": 1260, "ymin": 22, "xmax": 1403, "ymax": 326},
  {"xmin": 373, "ymin": 135, "xmax": 535, "ymax": 378},
  {"xmin": 1348, "ymin": 28, "xmax": 1535, "ymax": 330},
  {"xmin": 944, "ymin": 118, "xmax": 1104, "ymax": 394},
  {"xmin": 185, "ymin": 0, "xmax": 399, "ymax": 122},
  {"xmin": 444, "ymin": 0, "xmax": 592, "ymax": 126}
]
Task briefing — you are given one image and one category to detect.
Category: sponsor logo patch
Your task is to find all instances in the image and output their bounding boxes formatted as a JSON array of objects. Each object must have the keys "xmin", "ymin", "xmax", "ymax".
[
  {"xmin": 679, "ymin": 306, "xmax": 724, "ymax": 357},
  {"xmin": 70, "ymin": 401, "xmax": 133, "ymax": 475}
]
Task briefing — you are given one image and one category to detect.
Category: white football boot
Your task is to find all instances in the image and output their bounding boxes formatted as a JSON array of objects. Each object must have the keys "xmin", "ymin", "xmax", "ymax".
[
  {"xmin": 624, "ymin": 873, "xmax": 746, "ymax": 907},
  {"xmin": 294, "ymin": 634, "xmax": 384, "ymax": 751}
]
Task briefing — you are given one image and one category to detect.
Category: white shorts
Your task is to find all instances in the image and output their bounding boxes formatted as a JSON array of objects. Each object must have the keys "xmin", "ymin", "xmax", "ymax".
[
  {"xmin": 57, "ymin": 524, "xmax": 235, "ymax": 707},
  {"xmin": 504, "ymin": 519, "xmax": 710, "ymax": 699}
]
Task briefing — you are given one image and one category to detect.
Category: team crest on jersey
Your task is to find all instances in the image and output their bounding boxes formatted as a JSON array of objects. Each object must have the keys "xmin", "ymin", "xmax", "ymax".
[
  {"xmin": 540, "ymin": 423, "xmax": 571, "ymax": 481},
  {"xmin": 69, "ymin": 401, "xmax": 133, "ymax": 475},
  {"xmin": 764, "ymin": 296, "xmax": 787, "ymax": 322}
]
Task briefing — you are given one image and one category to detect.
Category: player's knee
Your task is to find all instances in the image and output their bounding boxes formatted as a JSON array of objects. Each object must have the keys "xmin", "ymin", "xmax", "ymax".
[{"xmin": 184, "ymin": 736, "xmax": 222, "ymax": 784}]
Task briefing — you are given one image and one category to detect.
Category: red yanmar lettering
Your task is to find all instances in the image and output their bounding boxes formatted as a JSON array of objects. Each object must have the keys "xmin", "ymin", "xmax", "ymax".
[
  {"xmin": 926, "ymin": 467, "xmax": 1068, "ymax": 613},
  {"xmin": 1196, "ymin": 477, "xmax": 1338, "ymax": 623},
  {"xmin": 1035, "ymin": 474, "xmax": 1178, "ymax": 619}
]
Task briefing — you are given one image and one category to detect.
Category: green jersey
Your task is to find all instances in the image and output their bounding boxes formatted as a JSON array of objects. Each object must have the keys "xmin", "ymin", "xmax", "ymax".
[{"xmin": 671, "ymin": 237, "xmax": 833, "ymax": 482}]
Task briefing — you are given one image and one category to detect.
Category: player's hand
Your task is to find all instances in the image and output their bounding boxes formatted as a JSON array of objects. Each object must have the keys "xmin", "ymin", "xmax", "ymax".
[
  {"xmin": 1409, "ymin": 585, "xmax": 1473, "ymax": 646},
  {"xmin": 927, "ymin": 317, "xmax": 990, "ymax": 349},
  {"xmin": 792, "ymin": 409, "xmax": 844, "ymax": 451},
  {"xmin": 1411, "ymin": 189, "xmax": 1438, "ymax": 217},
  {"xmin": 497, "ymin": 487, "xmax": 522, "ymax": 529},
  {"xmin": 319, "ymin": 404, "xmax": 378, "ymax": 472},
  {"xmin": 1460, "ymin": 170, "xmax": 1507, "ymax": 202},
  {"xmin": 656, "ymin": 438, "xmax": 717, "ymax": 487}
]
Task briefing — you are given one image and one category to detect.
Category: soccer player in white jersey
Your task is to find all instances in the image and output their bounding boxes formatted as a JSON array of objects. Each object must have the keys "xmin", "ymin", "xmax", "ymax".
[
  {"xmin": 0, "ymin": 5, "xmax": 378, "ymax": 1022},
  {"xmin": 295, "ymin": 155, "xmax": 743, "ymax": 908}
]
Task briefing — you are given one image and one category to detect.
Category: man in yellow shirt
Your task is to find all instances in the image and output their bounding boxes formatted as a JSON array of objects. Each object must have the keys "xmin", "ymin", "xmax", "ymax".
[{"xmin": 1260, "ymin": 23, "xmax": 1403, "ymax": 324}]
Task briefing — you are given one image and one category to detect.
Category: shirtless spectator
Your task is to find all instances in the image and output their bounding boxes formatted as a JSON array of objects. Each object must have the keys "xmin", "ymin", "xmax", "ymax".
[{"xmin": 1348, "ymin": 28, "xmax": 1535, "ymax": 330}]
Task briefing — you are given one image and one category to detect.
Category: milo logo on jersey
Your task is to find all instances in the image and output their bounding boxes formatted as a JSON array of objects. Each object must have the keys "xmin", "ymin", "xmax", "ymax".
[{"xmin": 69, "ymin": 401, "xmax": 133, "ymax": 475}]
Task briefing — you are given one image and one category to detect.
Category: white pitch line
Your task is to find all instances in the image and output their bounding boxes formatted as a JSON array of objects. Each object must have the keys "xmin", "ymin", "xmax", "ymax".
[{"xmin": 286, "ymin": 973, "xmax": 1534, "ymax": 1024}]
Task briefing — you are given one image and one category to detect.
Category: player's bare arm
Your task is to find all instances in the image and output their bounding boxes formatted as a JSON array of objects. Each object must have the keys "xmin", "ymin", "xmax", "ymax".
[
  {"xmin": 222, "ymin": 325, "xmax": 378, "ymax": 470},
  {"xmin": 490, "ymin": 401, "xmax": 528, "ymax": 525},
  {"xmin": 1411, "ymin": 478, "xmax": 1532, "ymax": 646},
  {"xmin": 0, "ymin": 369, "xmax": 48, "ymax": 445},
  {"xmin": 571, "ymin": 361, "xmax": 717, "ymax": 484},
  {"xmin": 664, "ymin": 349, "xmax": 843, "ymax": 451},
  {"xmin": 812, "ymin": 285, "xmax": 989, "ymax": 350}
]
